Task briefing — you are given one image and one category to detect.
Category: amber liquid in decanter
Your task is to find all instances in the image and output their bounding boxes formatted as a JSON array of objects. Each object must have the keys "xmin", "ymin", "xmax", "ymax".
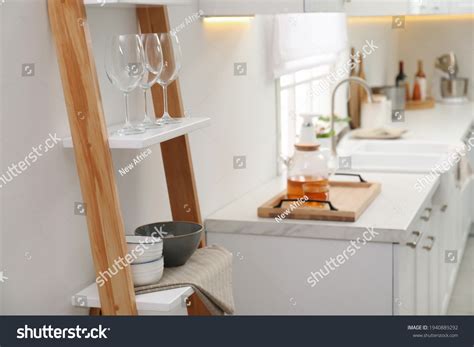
[{"xmin": 287, "ymin": 175, "xmax": 329, "ymax": 207}]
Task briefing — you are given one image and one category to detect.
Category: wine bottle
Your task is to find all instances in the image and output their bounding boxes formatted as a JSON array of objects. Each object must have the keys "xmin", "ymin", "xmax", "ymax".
[
  {"xmin": 395, "ymin": 60, "xmax": 410, "ymax": 101},
  {"xmin": 395, "ymin": 61, "xmax": 407, "ymax": 86},
  {"xmin": 413, "ymin": 60, "xmax": 427, "ymax": 101},
  {"xmin": 396, "ymin": 61, "xmax": 410, "ymax": 101}
]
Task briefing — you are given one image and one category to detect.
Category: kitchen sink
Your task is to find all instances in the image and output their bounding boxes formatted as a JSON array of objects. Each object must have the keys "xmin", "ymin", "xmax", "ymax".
[
  {"xmin": 335, "ymin": 138, "xmax": 462, "ymax": 174},
  {"xmin": 347, "ymin": 152, "xmax": 445, "ymax": 173}
]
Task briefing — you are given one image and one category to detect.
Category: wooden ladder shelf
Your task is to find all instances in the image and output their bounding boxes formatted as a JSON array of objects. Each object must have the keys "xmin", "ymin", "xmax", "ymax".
[{"xmin": 48, "ymin": 0, "xmax": 208, "ymax": 316}]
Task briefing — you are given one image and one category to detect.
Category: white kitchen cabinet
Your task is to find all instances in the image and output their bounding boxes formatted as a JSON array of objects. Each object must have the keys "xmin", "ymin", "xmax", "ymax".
[
  {"xmin": 436, "ymin": 167, "xmax": 462, "ymax": 313},
  {"xmin": 412, "ymin": 0, "xmax": 474, "ymax": 15},
  {"xmin": 211, "ymin": 219, "xmax": 445, "ymax": 316},
  {"xmin": 427, "ymin": 206, "xmax": 441, "ymax": 315},
  {"xmin": 461, "ymin": 178, "xmax": 472, "ymax": 243},
  {"xmin": 199, "ymin": 0, "xmax": 472, "ymax": 16},
  {"xmin": 393, "ymin": 236, "xmax": 417, "ymax": 315},
  {"xmin": 199, "ymin": 0, "xmax": 304, "ymax": 16},
  {"xmin": 344, "ymin": 0, "xmax": 411, "ymax": 16},
  {"xmin": 410, "ymin": 164, "xmax": 466, "ymax": 316},
  {"xmin": 344, "ymin": 0, "xmax": 473, "ymax": 16},
  {"xmin": 418, "ymin": 206, "xmax": 441, "ymax": 315},
  {"xmin": 418, "ymin": 164, "xmax": 466, "ymax": 315},
  {"xmin": 84, "ymin": 0, "xmax": 194, "ymax": 6},
  {"xmin": 208, "ymin": 232, "xmax": 393, "ymax": 315},
  {"xmin": 394, "ymin": 201, "xmax": 441, "ymax": 316},
  {"xmin": 394, "ymin": 204, "xmax": 436, "ymax": 317},
  {"xmin": 431, "ymin": 166, "xmax": 454, "ymax": 313},
  {"xmin": 200, "ymin": 0, "xmax": 473, "ymax": 16},
  {"xmin": 415, "ymin": 218, "xmax": 431, "ymax": 315}
]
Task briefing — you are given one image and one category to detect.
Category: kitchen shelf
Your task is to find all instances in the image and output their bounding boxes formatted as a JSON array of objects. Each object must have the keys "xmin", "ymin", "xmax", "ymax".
[
  {"xmin": 84, "ymin": 0, "xmax": 193, "ymax": 6},
  {"xmin": 63, "ymin": 117, "xmax": 210, "ymax": 149},
  {"xmin": 72, "ymin": 283, "xmax": 194, "ymax": 313},
  {"xmin": 51, "ymin": 2, "xmax": 209, "ymax": 315}
]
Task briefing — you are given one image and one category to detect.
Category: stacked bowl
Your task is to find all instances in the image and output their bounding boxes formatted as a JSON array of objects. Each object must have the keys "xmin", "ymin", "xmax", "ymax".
[{"xmin": 126, "ymin": 235, "xmax": 164, "ymax": 286}]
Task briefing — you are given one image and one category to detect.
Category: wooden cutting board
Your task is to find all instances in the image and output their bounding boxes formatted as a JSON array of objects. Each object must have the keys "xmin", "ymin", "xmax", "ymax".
[
  {"xmin": 257, "ymin": 181, "xmax": 381, "ymax": 222},
  {"xmin": 406, "ymin": 97, "xmax": 435, "ymax": 110}
]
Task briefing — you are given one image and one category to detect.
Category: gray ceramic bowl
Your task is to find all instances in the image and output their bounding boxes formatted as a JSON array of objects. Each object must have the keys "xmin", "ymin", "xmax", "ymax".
[{"xmin": 135, "ymin": 221, "xmax": 203, "ymax": 267}]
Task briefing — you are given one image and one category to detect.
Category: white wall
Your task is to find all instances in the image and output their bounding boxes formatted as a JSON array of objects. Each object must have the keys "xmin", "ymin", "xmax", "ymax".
[
  {"xmin": 1, "ymin": 0, "xmax": 96, "ymax": 315},
  {"xmin": 0, "ymin": 0, "xmax": 4, "ymax": 314},
  {"xmin": 398, "ymin": 17, "xmax": 474, "ymax": 100},
  {"xmin": 0, "ymin": 1, "xmax": 276, "ymax": 314},
  {"xmin": 348, "ymin": 18, "xmax": 400, "ymax": 87},
  {"xmin": 168, "ymin": 8, "xmax": 277, "ymax": 218},
  {"xmin": 348, "ymin": 16, "xmax": 474, "ymax": 100}
]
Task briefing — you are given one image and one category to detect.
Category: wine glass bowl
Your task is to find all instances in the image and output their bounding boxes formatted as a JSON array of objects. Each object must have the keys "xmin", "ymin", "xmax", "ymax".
[{"xmin": 143, "ymin": 33, "xmax": 164, "ymax": 75}]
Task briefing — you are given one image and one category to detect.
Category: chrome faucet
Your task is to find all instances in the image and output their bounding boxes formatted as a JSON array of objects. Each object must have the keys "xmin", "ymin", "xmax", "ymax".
[{"xmin": 330, "ymin": 76, "xmax": 374, "ymax": 155}]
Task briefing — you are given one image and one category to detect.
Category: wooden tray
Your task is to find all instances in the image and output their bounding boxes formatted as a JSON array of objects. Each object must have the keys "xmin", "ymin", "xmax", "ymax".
[
  {"xmin": 257, "ymin": 181, "xmax": 381, "ymax": 222},
  {"xmin": 405, "ymin": 97, "xmax": 435, "ymax": 110}
]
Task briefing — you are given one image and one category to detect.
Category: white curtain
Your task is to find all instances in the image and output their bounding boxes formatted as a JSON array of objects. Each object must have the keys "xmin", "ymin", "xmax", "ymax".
[{"xmin": 272, "ymin": 13, "xmax": 348, "ymax": 79}]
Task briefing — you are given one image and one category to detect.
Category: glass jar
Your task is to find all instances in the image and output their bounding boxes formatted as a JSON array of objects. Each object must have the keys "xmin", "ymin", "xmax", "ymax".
[{"xmin": 287, "ymin": 144, "xmax": 330, "ymax": 204}]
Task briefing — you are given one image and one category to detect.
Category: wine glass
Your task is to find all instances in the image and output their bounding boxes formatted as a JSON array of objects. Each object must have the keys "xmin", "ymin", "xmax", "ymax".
[
  {"xmin": 155, "ymin": 32, "xmax": 182, "ymax": 125},
  {"xmin": 105, "ymin": 34, "xmax": 146, "ymax": 136},
  {"xmin": 139, "ymin": 34, "xmax": 164, "ymax": 129}
]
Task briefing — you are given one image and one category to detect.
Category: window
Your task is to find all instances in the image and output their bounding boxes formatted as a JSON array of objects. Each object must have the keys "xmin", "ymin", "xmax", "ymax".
[{"xmin": 277, "ymin": 52, "xmax": 350, "ymax": 160}]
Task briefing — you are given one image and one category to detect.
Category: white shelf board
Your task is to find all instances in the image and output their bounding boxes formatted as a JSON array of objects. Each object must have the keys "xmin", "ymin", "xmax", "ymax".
[
  {"xmin": 72, "ymin": 283, "xmax": 194, "ymax": 312},
  {"xmin": 84, "ymin": 0, "xmax": 193, "ymax": 6},
  {"xmin": 63, "ymin": 117, "xmax": 210, "ymax": 149}
]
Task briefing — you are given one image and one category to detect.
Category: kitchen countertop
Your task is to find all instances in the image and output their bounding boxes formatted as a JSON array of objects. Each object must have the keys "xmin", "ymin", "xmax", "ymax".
[
  {"xmin": 349, "ymin": 102, "xmax": 473, "ymax": 144},
  {"xmin": 205, "ymin": 173, "xmax": 440, "ymax": 244},
  {"xmin": 205, "ymin": 103, "xmax": 472, "ymax": 244},
  {"xmin": 401, "ymin": 102, "xmax": 473, "ymax": 143}
]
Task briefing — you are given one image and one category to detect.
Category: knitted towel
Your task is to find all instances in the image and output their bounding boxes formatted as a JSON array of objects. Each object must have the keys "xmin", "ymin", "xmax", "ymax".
[{"xmin": 135, "ymin": 245, "xmax": 235, "ymax": 315}]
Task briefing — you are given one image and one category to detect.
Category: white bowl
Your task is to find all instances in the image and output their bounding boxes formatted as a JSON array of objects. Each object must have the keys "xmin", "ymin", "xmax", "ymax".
[
  {"xmin": 130, "ymin": 257, "xmax": 164, "ymax": 287},
  {"xmin": 126, "ymin": 235, "xmax": 163, "ymax": 264}
]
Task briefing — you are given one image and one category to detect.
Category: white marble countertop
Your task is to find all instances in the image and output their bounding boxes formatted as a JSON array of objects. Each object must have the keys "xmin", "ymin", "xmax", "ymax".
[
  {"xmin": 205, "ymin": 103, "xmax": 472, "ymax": 244},
  {"xmin": 205, "ymin": 173, "xmax": 440, "ymax": 244},
  {"xmin": 355, "ymin": 102, "xmax": 473, "ymax": 144},
  {"xmin": 401, "ymin": 102, "xmax": 473, "ymax": 143}
]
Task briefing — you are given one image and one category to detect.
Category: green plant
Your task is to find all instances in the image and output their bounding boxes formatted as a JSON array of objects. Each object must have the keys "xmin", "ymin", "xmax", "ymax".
[{"xmin": 316, "ymin": 114, "xmax": 351, "ymax": 138}]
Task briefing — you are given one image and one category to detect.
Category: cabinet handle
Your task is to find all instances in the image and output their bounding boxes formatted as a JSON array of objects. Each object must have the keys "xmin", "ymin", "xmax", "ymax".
[
  {"xmin": 441, "ymin": 205, "xmax": 448, "ymax": 212},
  {"xmin": 422, "ymin": 236, "xmax": 436, "ymax": 251},
  {"xmin": 420, "ymin": 208, "xmax": 432, "ymax": 221},
  {"xmin": 406, "ymin": 231, "xmax": 423, "ymax": 248}
]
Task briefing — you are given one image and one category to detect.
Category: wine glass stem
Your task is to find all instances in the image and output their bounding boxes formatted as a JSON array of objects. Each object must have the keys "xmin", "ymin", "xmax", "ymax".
[
  {"xmin": 124, "ymin": 93, "xmax": 131, "ymax": 128},
  {"xmin": 143, "ymin": 89, "xmax": 149, "ymax": 121},
  {"xmin": 163, "ymin": 85, "xmax": 169, "ymax": 117}
]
